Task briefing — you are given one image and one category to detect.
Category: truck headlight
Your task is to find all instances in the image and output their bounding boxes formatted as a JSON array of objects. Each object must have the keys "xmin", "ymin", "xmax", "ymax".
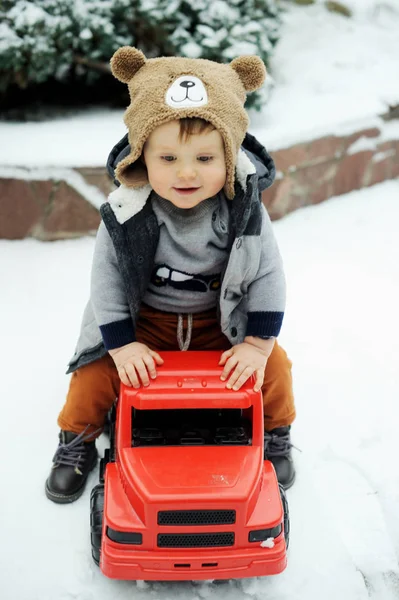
[
  {"xmin": 249, "ymin": 524, "xmax": 282, "ymax": 542},
  {"xmin": 106, "ymin": 527, "xmax": 143, "ymax": 544}
]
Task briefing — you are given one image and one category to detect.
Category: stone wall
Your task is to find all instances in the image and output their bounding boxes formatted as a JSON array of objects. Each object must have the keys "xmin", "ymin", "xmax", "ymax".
[
  {"xmin": 0, "ymin": 168, "xmax": 111, "ymax": 241},
  {"xmin": 262, "ymin": 121, "xmax": 399, "ymax": 219},
  {"xmin": 1, "ymin": 117, "xmax": 398, "ymax": 240}
]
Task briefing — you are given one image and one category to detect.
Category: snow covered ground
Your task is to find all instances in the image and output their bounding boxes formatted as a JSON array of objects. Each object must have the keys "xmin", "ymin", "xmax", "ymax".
[
  {"xmin": 1, "ymin": 0, "xmax": 399, "ymax": 596},
  {"xmin": 1, "ymin": 179, "xmax": 399, "ymax": 599},
  {"xmin": 1, "ymin": 0, "xmax": 399, "ymax": 169},
  {"xmin": 252, "ymin": 0, "xmax": 399, "ymax": 149}
]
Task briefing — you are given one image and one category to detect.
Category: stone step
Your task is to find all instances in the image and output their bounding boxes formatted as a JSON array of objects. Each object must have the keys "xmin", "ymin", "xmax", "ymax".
[{"xmin": 1, "ymin": 119, "xmax": 398, "ymax": 240}]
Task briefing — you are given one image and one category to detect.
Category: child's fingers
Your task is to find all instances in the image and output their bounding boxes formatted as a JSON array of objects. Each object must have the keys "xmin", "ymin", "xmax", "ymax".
[
  {"xmin": 219, "ymin": 348, "xmax": 234, "ymax": 366},
  {"xmin": 150, "ymin": 350, "xmax": 164, "ymax": 365},
  {"xmin": 253, "ymin": 369, "xmax": 264, "ymax": 392},
  {"xmin": 143, "ymin": 354, "xmax": 158, "ymax": 380},
  {"xmin": 117, "ymin": 366, "xmax": 131, "ymax": 387},
  {"xmin": 220, "ymin": 354, "xmax": 238, "ymax": 380},
  {"xmin": 124, "ymin": 362, "xmax": 140, "ymax": 388},
  {"xmin": 134, "ymin": 359, "xmax": 151, "ymax": 387},
  {"xmin": 227, "ymin": 365, "xmax": 253, "ymax": 391}
]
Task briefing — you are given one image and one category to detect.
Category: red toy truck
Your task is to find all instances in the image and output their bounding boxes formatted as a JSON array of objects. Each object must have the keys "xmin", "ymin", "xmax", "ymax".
[{"xmin": 90, "ymin": 351, "xmax": 289, "ymax": 581}]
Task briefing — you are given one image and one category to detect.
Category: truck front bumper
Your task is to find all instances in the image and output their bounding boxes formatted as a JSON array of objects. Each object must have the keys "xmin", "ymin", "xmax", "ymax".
[{"xmin": 100, "ymin": 535, "xmax": 287, "ymax": 580}]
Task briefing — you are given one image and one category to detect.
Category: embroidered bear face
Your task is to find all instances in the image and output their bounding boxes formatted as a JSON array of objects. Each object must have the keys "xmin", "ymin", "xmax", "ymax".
[
  {"xmin": 110, "ymin": 46, "xmax": 266, "ymax": 199},
  {"xmin": 165, "ymin": 75, "xmax": 208, "ymax": 108}
]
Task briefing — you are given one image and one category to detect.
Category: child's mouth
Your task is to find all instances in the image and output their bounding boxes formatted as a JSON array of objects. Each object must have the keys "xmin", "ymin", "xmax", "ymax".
[{"xmin": 173, "ymin": 187, "xmax": 200, "ymax": 195}]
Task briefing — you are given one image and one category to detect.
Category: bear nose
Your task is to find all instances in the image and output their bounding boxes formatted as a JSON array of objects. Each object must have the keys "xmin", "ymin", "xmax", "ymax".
[{"xmin": 180, "ymin": 80, "xmax": 195, "ymax": 89}]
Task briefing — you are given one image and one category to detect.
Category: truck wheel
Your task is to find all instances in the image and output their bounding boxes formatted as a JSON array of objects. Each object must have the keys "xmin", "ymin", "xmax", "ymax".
[
  {"xmin": 279, "ymin": 483, "xmax": 290, "ymax": 549},
  {"xmin": 90, "ymin": 484, "xmax": 104, "ymax": 566}
]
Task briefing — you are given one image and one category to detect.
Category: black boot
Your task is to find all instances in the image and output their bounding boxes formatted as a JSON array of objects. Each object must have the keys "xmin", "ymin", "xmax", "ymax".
[
  {"xmin": 45, "ymin": 427, "xmax": 100, "ymax": 504},
  {"xmin": 264, "ymin": 426, "xmax": 296, "ymax": 490}
]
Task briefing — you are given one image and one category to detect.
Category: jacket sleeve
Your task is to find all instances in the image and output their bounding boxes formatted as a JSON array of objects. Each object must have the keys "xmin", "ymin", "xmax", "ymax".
[
  {"xmin": 90, "ymin": 222, "xmax": 136, "ymax": 350},
  {"xmin": 245, "ymin": 204, "xmax": 286, "ymax": 338}
]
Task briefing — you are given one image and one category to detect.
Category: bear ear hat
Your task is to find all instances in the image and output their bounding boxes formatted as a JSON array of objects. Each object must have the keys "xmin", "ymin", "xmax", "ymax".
[
  {"xmin": 230, "ymin": 55, "xmax": 266, "ymax": 92},
  {"xmin": 110, "ymin": 46, "xmax": 147, "ymax": 83}
]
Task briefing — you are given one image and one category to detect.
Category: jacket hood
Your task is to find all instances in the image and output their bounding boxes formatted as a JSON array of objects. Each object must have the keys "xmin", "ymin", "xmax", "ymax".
[{"xmin": 106, "ymin": 131, "xmax": 275, "ymax": 194}]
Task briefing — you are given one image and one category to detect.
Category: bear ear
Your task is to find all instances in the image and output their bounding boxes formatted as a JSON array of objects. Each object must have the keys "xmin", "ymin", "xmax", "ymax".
[
  {"xmin": 110, "ymin": 46, "xmax": 147, "ymax": 83},
  {"xmin": 230, "ymin": 55, "xmax": 266, "ymax": 92}
]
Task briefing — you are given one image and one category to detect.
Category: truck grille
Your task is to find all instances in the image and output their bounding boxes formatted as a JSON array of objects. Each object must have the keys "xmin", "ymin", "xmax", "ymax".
[
  {"xmin": 158, "ymin": 533, "xmax": 235, "ymax": 548},
  {"xmin": 158, "ymin": 510, "xmax": 236, "ymax": 526}
]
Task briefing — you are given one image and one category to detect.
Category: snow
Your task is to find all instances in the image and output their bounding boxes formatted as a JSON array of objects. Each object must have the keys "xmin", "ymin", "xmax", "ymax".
[
  {"xmin": 8, "ymin": 1, "xmax": 69, "ymax": 32},
  {"xmin": 1, "ymin": 1, "xmax": 399, "ymax": 167},
  {"xmin": 1, "ymin": 179, "xmax": 399, "ymax": 599},
  {"xmin": 0, "ymin": 22, "xmax": 23, "ymax": 52},
  {"xmin": 342, "ymin": 0, "xmax": 397, "ymax": 19},
  {"xmin": 9, "ymin": 2, "xmax": 49, "ymax": 28},
  {"xmin": 79, "ymin": 27, "xmax": 93, "ymax": 40},
  {"xmin": 1, "ymin": 109, "xmax": 127, "ymax": 168},
  {"xmin": 251, "ymin": 0, "xmax": 399, "ymax": 150},
  {"xmin": 207, "ymin": 1, "xmax": 240, "ymax": 24},
  {"xmin": 260, "ymin": 538, "xmax": 275, "ymax": 549},
  {"xmin": 346, "ymin": 119, "xmax": 399, "ymax": 155}
]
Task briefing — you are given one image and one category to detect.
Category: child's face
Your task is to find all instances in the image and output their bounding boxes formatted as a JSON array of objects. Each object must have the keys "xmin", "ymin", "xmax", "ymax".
[{"xmin": 143, "ymin": 120, "xmax": 227, "ymax": 209}]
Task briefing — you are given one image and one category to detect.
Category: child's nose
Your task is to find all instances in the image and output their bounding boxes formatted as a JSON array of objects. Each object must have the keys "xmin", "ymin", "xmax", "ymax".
[{"xmin": 177, "ymin": 164, "xmax": 197, "ymax": 179}]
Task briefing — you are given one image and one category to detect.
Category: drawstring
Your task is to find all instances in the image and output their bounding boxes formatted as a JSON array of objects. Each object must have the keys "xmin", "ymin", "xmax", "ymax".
[{"xmin": 177, "ymin": 313, "xmax": 193, "ymax": 351}]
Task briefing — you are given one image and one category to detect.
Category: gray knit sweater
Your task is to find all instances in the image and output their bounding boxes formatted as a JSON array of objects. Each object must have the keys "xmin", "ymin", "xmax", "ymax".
[{"xmin": 143, "ymin": 192, "xmax": 231, "ymax": 313}]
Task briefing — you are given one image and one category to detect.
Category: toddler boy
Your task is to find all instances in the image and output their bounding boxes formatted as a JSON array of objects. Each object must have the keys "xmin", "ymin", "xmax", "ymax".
[{"xmin": 45, "ymin": 47, "xmax": 296, "ymax": 504}]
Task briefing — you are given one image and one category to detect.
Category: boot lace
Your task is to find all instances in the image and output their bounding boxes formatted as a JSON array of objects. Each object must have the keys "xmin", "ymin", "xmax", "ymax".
[
  {"xmin": 264, "ymin": 429, "xmax": 293, "ymax": 458},
  {"xmin": 52, "ymin": 425, "xmax": 101, "ymax": 475}
]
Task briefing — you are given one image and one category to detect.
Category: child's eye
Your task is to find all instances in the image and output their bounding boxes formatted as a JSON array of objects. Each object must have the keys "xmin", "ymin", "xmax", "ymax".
[
  {"xmin": 198, "ymin": 156, "xmax": 213, "ymax": 162},
  {"xmin": 161, "ymin": 156, "xmax": 176, "ymax": 162}
]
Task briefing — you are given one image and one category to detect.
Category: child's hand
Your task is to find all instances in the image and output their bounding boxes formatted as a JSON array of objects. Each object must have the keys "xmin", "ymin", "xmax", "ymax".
[
  {"xmin": 109, "ymin": 342, "xmax": 164, "ymax": 388},
  {"xmin": 219, "ymin": 338, "xmax": 275, "ymax": 392}
]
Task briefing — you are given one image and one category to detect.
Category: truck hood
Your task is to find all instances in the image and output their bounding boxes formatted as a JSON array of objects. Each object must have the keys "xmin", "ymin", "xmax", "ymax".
[{"xmin": 120, "ymin": 445, "xmax": 263, "ymax": 501}]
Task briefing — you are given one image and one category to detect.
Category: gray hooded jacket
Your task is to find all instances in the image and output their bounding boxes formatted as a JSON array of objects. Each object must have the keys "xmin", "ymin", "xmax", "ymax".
[{"xmin": 67, "ymin": 132, "xmax": 285, "ymax": 373}]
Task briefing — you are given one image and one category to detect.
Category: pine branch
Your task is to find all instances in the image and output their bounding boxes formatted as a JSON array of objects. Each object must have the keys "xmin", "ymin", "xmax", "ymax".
[{"xmin": 73, "ymin": 55, "xmax": 111, "ymax": 74}]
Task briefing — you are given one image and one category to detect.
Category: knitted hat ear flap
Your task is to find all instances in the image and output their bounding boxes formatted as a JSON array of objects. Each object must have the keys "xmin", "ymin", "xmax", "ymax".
[
  {"xmin": 230, "ymin": 55, "xmax": 266, "ymax": 92},
  {"xmin": 116, "ymin": 152, "xmax": 149, "ymax": 188},
  {"xmin": 110, "ymin": 46, "xmax": 146, "ymax": 83}
]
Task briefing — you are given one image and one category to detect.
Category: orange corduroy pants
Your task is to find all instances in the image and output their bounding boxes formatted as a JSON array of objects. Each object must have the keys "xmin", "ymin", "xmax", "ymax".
[{"xmin": 58, "ymin": 303, "xmax": 296, "ymax": 438}]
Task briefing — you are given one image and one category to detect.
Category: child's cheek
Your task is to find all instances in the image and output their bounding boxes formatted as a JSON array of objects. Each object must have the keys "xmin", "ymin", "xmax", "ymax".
[
  {"xmin": 209, "ymin": 165, "xmax": 227, "ymax": 189},
  {"xmin": 146, "ymin": 164, "xmax": 163, "ymax": 188}
]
